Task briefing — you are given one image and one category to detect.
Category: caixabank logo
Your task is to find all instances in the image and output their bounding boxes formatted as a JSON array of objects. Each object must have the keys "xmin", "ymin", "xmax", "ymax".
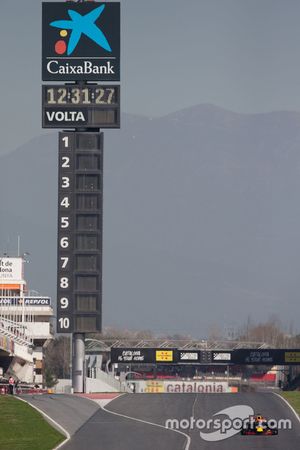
[{"xmin": 42, "ymin": 2, "xmax": 120, "ymax": 81}]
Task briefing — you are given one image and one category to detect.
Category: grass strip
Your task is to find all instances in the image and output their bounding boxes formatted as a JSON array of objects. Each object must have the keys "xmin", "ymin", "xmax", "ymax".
[
  {"xmin": 0, "ymin": 396, "xmax": 65, "ymax": 450},
  {"xmin": 281, "ymin": 391, "xmax": 300, "ymax": 416}
]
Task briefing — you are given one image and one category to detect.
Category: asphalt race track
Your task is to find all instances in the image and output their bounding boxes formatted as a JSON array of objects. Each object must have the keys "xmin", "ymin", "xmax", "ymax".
[
  {"xmin": 19, "ymin": 394, "xmax": 99, "ymax": 435},
  {"xmin": 60, "ymin": 392, "xmax": 300, "ymax": 450}
]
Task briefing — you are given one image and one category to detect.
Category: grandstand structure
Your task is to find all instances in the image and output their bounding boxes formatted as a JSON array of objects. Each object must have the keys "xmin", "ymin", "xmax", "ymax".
[{"xmin": 0, "ymin": 256, "xmax": 53, "ymax": 384}]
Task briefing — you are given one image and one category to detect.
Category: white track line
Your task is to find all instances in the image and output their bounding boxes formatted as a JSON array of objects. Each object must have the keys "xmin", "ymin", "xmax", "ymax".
[
  {"xmin": 101, "ymin": 396, "xmax": 191, "ymax": 450},
  {"xmin": 273, "ymin": 392, "xmax": 300, "ymax": 425},
  {"xmin": 16, "ymin": 397, "xmax": 70, "ymax": 450},
  {"xmin": 191, "ymin": 393, "xmax": 198, "ymax": 419}
]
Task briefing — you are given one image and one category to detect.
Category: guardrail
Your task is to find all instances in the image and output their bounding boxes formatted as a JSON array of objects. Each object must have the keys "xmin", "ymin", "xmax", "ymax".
[{"xmin": 0, "ymin": 382, "xmax": 49, "ymax": 395}]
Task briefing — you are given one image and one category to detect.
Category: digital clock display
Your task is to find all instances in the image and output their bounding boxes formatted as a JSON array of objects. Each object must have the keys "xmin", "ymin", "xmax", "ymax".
[
  {"xmin": 44, "ymin": 85, "xmax": 119, "ymax": 106},
  {"xmin": 42, "ymin": 84, "xmax": 120, "ymax": 129}
]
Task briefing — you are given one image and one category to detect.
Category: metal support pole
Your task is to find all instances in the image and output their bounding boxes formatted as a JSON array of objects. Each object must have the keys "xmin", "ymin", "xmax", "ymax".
[
  {"xmin": 72, "ymin": 333, "xmax": 85, "ymax": 393},
  {"xmin": 20, "ymin": 282, "xmax": 25, "ymax": 327}
]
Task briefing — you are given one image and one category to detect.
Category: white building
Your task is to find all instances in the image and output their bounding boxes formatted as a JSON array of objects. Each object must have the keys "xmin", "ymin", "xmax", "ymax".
[{"xmin": 0, "ymin": 256, "xmax": 53, "ymax": 384}]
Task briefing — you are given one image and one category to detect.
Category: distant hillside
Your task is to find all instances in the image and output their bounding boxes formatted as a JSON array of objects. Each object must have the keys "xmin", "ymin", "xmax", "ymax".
[{"xmin": 1, "ymin": 105, "xmax": 300, "ymax": 336}]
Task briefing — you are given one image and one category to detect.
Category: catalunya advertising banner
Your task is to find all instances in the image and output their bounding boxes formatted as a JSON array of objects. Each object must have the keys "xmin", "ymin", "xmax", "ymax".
[{"xmin": 135, "ymin": 380, "xmax": 230, "ymax": 394}]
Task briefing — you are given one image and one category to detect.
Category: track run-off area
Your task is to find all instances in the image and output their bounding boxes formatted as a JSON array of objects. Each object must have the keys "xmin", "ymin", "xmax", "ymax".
[{"xmin": 21, "ymin": 392, "xmax": 300, "ymax": 450}]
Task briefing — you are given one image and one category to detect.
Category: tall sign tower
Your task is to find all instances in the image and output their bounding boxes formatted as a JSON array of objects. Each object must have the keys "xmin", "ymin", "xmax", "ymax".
[{"xmin": 42, "ymin": 1, "xmax": 120, "ymax": 392}]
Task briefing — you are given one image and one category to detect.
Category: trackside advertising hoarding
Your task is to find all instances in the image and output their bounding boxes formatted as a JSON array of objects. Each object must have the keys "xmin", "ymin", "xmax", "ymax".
[
  {"xmin": 111, "ymin": 348, "xmax": 300, "ymax": 365},
  {"xmin": 111, "ymin": 348, "xmax": 178, "ymax": 364},
  {"xmin": 178, "ymin": 351, "xmax": 199, "ymax": 362},
  {"xmin": 112, "ymin": 349, "xmax": 233, "ymax": 365},
  {"xmin": 134, "ymin": 380, "xmax": 231, "ymax": 394},
  {"xmin": 232, "ymin": 349, "xmax": 300, "ymax": 365},
  {"xmin": 0, "ymin": 297, "xmax": 51, "ymax": 307},
  {"xmin": 164, "ymin": 381, "xmax": 228, "ymax": 393}
]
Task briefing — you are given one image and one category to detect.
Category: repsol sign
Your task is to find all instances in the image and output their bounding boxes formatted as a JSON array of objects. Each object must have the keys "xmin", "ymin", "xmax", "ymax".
[
  {"xmin": 0, "ymin": 297, "xmax": 51, "ymax": 306},
  {"xmin": 24, "ymin": 298, "xmax": 51, "ymax": 306}
]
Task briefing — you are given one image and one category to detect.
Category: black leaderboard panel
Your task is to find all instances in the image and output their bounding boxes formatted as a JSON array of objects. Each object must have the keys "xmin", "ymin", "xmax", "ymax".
[{"xmin": 57, "ymin": 131, "xmax": 103, "ymax": 333}]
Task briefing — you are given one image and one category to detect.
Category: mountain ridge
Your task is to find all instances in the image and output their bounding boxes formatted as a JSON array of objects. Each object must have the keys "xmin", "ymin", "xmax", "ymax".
[{"xmin": 0, "ymin": 104, "xmax": 300, "ymax": 336}]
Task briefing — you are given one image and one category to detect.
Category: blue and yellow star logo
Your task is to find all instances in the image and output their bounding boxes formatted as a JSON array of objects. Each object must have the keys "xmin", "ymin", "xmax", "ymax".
[{"xmin": 50, "ymin": 4, "xmax": 112, "ymax": 56}]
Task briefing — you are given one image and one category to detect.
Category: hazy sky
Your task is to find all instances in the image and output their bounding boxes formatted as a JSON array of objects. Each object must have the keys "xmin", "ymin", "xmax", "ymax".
[
  {"xmin": 2, "ymin": 0, "xmax": 300, "ymax": 154},
  {"xmin": 1, "ymin": 1, "xmax": 300, "ymax": 336}
]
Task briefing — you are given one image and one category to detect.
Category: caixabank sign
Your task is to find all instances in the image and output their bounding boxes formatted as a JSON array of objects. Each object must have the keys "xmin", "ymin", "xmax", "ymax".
[{"xmin": 42, "ymin": 2, "xmax": 120, "ymax": 81}]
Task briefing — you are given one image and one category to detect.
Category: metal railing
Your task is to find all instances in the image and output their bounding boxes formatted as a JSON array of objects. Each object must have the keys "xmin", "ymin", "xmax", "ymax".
[
  {"xmin": 0, "ymin": 317, "xmax": 32, "ymax": 347},
  {"xmin": 85, "ymin": 338, "xmax": 273, "ymax": 352}
]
